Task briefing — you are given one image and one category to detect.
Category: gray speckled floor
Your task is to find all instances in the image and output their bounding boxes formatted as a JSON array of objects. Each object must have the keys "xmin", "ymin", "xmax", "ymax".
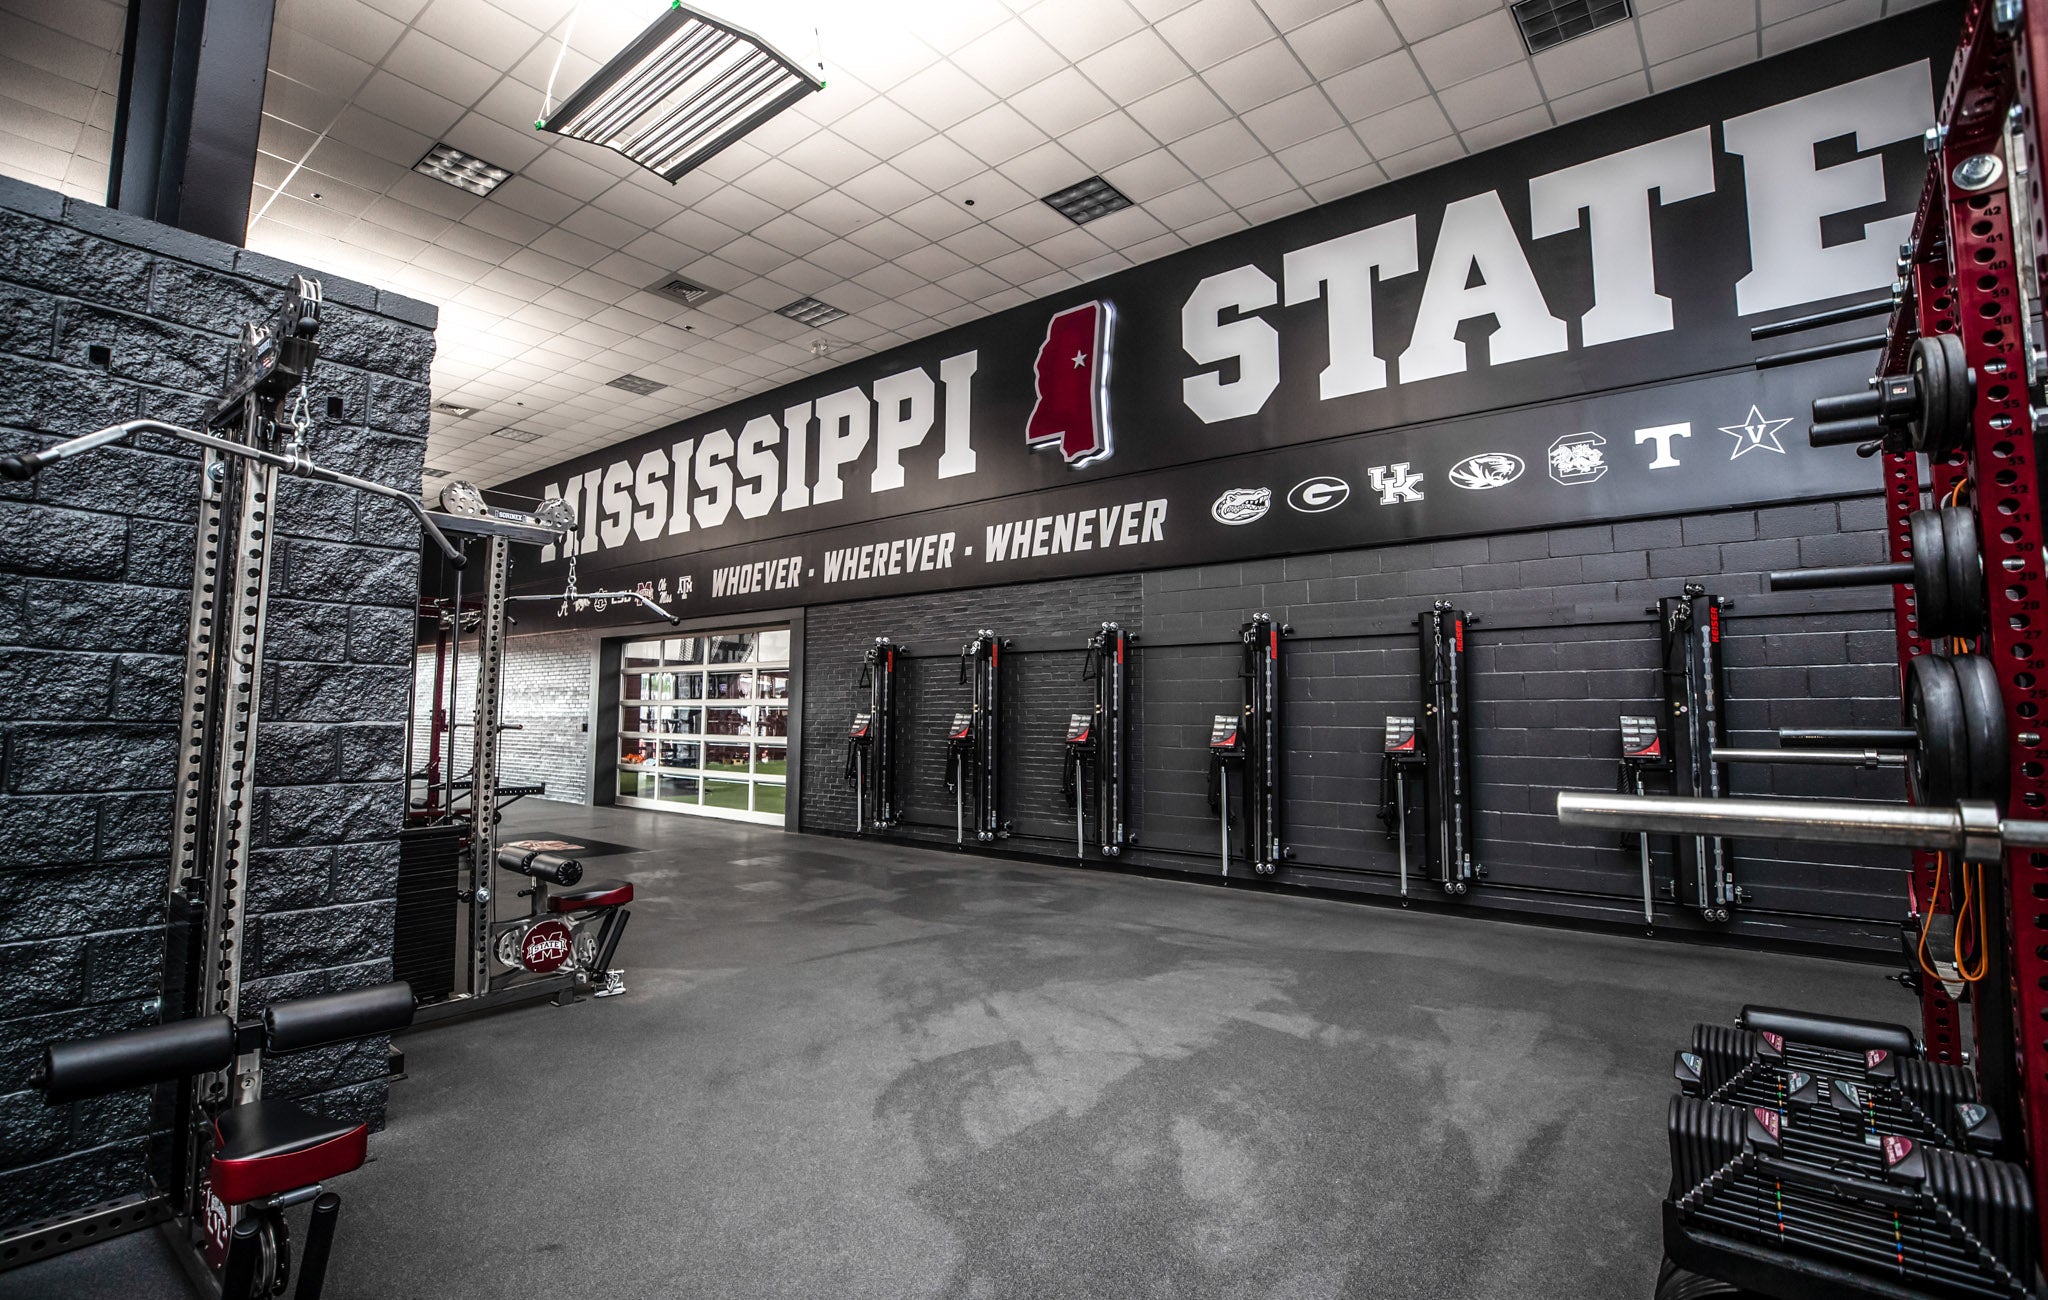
[{"xmin": 5, "ymin": 803, "xmax": 1899, "ymax": 1300}]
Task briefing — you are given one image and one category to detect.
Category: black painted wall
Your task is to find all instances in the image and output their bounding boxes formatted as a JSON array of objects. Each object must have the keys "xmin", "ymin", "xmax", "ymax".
[
  {"xmin": 0, "ymin": 176, "xmax": 435, "ymax": 1226},
  {"xmin": 801, "ymin": 494, "xmax": 1903, "ymax": 955}
]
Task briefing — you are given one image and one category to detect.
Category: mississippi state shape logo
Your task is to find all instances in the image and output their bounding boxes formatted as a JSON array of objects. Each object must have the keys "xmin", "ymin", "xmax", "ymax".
[{"xmin": 1026, "ymin": 301, "xmax": 1114, "ymax": 467}]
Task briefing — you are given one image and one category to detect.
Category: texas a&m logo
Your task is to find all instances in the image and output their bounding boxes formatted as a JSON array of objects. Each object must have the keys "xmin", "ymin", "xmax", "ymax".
[{"xmin": 1026, "ymin": 300, "xmax": 1114, "ymax": 468}]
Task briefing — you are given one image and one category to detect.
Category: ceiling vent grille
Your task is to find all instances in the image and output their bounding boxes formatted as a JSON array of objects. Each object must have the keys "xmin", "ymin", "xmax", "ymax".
[
  {"xmin": 421, "ymin": 466, "xmax": 450, "ymax": 478},
  {"xmin": 1042, "ymin": 175, "xmax": 1133, "ymax": 225},
  {"xmin": 1510, "ymin": 0, "xmax": 1631, "ymax": 53},
  {"xmin": 776, "ymin": 297, "xmax": 847, "ymax": 327},
  {"xmin": 607, "ymin": 373, "xmax": 670, "ymax": 396},
  {"xmin": 432, "ymin": 400, "xmax": 477, "ymax": 418},
  {"xmin": 647, "ymin": 275, "xmax": 719, "ymax": 307},
  {"xmin": 489, "ymin": 427, "xmax": 544, "ymax": 444}
]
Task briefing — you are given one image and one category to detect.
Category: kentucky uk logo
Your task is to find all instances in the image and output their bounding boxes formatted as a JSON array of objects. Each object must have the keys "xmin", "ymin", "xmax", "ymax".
[{"xmin": 1027, "ymin": 301, "xmax": 1115, "ymax": 468}]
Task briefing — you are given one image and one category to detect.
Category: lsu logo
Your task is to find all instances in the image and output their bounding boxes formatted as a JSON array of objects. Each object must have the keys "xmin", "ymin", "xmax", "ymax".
[{"xmin": 1026, "ymin": 301, "xmax": 1114, "ymax": 467}]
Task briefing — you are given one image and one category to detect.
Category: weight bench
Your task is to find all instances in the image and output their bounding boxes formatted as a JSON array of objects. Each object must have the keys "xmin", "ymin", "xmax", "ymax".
[{"xmin": 494, "ymin": 847, "xmax": 634, "ymax": 997}]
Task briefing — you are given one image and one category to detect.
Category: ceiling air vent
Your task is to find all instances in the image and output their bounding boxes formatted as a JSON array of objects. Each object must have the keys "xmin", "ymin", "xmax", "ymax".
[
  {"xmin": 421, "ymin": 466, "xmax": 450, "ymax": 478},
  {"xmin": 413, "ymin": 143, "xmax": 513, "ymax": 197},
  {"xmin": 607, "ymin": 373, "xmax": 670, "ymax": 396},
  {"xmin": 1510, "ymin": 0, "xmax": 1632, "ymax": 54},
  {"xmin": 776, "ymin": 297, "xmax": 847, "ymax": 327},
  {"xmin": 489, "ymin": 427, "xmax": 544, "ymax": 444},
  {"xmin": 648, "ymin": 275, "xmax": 719, "ymax": 307},
  {"xmin": 432, "ymin": 400, "xmax": 476, "ymax": 418},
  {"xmin": 1042, "ymin": 175, "xmax": 1132, "ymax": 225}
]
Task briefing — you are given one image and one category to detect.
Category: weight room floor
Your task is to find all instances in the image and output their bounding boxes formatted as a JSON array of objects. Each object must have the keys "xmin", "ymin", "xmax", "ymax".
[{"xmin": 10, "ymin": 805, "xmax": 1898, "ymax": 1300}]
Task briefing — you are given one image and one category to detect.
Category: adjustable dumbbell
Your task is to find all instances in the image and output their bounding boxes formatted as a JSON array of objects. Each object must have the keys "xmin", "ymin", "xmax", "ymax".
[
  {"xmin": 1768, "ymin": 506, "xmax": 1984, "ymax": 638},
  {"xmin": 1808, "ymin": 333, "xmax": 1974, "ymax": 456}
]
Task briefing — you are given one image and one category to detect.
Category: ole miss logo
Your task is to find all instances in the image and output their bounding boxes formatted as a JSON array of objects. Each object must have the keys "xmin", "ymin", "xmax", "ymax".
[{"xmin": 1026, "ymin": 301, "xmax": 1114, "ymax": 467}]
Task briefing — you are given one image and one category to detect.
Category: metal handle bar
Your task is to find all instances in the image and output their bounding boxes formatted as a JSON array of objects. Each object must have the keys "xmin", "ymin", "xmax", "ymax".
[
  {"xmin": 507, "ymin": 591, "xmax": 681, "ymax": 623},
  {"xmin": 1779, "ymin": 727, "xmax": 1918, "ymax": 748},
  {"xmin": 1556, "ymin": 791, "xmax": 2044, "ymax": 863},
  {"xmin": 0, "ymin": 419, "xmax": 465, "ymax": 566},
  {"xmin": 1767, "ymin": 561, "xmax": 1910, "ymax": 591},
  {"xmin": 1710, "ymin": 746, "xmax": 1906, "ymax": 770}
]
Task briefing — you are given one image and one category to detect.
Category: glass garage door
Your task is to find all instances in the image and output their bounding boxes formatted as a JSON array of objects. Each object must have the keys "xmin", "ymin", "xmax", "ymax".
[{"xmin": 616, "ymin": 627, "xmax": 790, "ymax": 824}]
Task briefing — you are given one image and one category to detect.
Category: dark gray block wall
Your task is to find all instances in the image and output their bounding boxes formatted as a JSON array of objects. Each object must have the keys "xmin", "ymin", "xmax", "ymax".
[
  {"xmin": 0, "ymin": 176, "xmax": 435, "ymax": 1227},
  {"xmin": 800, "ymin": 495, "xmax": 1904, "ymax": 955}
]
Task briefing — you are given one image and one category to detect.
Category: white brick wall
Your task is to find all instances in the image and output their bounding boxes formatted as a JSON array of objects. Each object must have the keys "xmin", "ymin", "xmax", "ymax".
[{"xmin": 412, "ymin": 629, "xmax": 597, "ymax": 806}]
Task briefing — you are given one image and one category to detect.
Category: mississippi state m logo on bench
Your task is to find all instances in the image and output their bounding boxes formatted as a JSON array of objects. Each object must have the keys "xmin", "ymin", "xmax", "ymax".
[{"xmin": 1026, "ymin": 300, "xmax": 1115, "ymax": 468}]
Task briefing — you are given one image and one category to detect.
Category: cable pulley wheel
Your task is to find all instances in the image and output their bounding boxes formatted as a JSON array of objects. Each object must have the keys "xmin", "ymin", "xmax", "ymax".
[
  {"xmin": 1908, "ymin": 508, "xmax": 1954, "ymax": 637},
  {"xmin": 1950, "ymin": 653, "xmax": 2009, "ymax": 805},
  {"xmin": 1938, "ymin": 505, "xmax": 1986, "ymax": 636},
  {"xmin": 1907, "ymin": 655, "xmax": 1968, "ymax": 807}
]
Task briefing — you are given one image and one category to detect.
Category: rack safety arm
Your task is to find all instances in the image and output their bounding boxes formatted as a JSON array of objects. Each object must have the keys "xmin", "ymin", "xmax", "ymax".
[{"xmin": 0, "ymin": 418, "xmax": 466, "ymax": 567}]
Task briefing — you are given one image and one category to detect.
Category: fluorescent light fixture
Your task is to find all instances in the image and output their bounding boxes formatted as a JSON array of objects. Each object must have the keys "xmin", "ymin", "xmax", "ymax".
[
  {"xmin": 490, "ymin": 427, "xmax": 545, "ymax": 444},
  {"xmin": 607, "ymin": 373, "xmax": 670, "ymax": 396},
  {"xmin": 413, "ymin": 143, "xmax": 514, "ymax": 196},
  {"xmin": 432, "ymin": 400, "xmax": 477, "ymax": 417},
  {"xmin": 776, "ymin": 297, "xmax": 846, "ymax": 327},
  {"xmin": 1042, "ymin": 176, "xmax": 1133, "ymax": 226},
  {"xmin": 1510, "ymin": 0, "xmax": 1631, "ymax": 53},
  {"xmin": 539, "ymin": 3, "xmax": 824, "ymax": 184},
  {"xmin": 421, "ymin": 466, "xmax": 451, "ymax": 478}
]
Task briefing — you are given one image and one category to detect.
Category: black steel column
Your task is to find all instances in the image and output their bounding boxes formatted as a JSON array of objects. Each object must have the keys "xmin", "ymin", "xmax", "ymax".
[{"xmin": 109, "ymin": 0, "xmax": 276, "ymax": 246}]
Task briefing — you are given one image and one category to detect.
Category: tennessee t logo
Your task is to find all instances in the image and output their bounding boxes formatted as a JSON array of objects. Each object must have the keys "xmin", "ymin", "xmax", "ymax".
[{"xmin": 1026, "ymin": 300, "xmax": 1114, "ymax": 467}]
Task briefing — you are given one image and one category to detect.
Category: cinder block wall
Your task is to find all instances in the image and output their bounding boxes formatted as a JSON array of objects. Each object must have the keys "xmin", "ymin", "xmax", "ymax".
[
  {"xmin": 801, "ymin": 497, "xmax": 1903, "ymax": 955},
  {"xmin": 0, "ymin": 177, "xmax": 435, "ymax": 1226}
]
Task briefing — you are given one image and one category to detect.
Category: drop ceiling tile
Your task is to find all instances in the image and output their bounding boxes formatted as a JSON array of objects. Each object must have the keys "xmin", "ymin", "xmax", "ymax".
[
  {"xmin": 1167, "ymin": 118, "xmax": 1263, "ymax": 177},
  {"xmin": 1530, "ymin": 22, "xmax": 1646, "ymax": 98},
  {"xmin": 1063, "ymin": 111, "xmax": 1159, "ymax": 172},
  {"xmin": 1276, "ymin": 125, "xmax": 1371, "ymax": 183},
  {"xmin": 1253, "ymin": 0, "xmax": 1349, "ymax": 31},
  {"xmin": 357, "ymin": 70, "xmax": 466, "ymax": 138},
  {"xmin": 794, "ymin": 191, "xmax": 886, "ymax": 237},
  {"xmin": 478, "ymin": 265, "xmax": 553, "ymax": 300},
  {"xmin": 997, "ymin": 140, "xmax": 1089, "ymax": 195},
  {"xmin": 948, "ymin": 102, "xmax": 1050, "ymax": 167},
  {"xmin": 442, "ymin": 111, "xmax": 548, "ymax": 170},
  {"xmin": 895, "ymin": 193, "xmax": 981, "ymax": 241},
  {"xmin": 832, "ymin": 97, "xmax": 938, "ymax": 160},
  {"xmin": 1460, "ymin": 102, "xmax": 1554, "ymax": 154},
  {"xmin": 854, "ymin": 261, "xmax": 928, "ymax": 297},
  {"xmin": 1549, "ymin": 70, "xmax": 1651, "ymax": 123},
  {"xmin": 1015, "ymin": 69, "xmax": 1121, "ymax": 139},
  {"xmin": 1128, "ymin": 77, "xmax": 1232, "ymax": 144},
  {"xmin": 383, "ymin": 30, "xmax": 502, "ymax": 108},
  {"xmin": 528, "ymin": 226, "xmax": 607, "ymax": 267},
  {"xmin": 1242, "ymin": 86, "xmax": 1343, "ymax": 151},
  {"xmin": 1205, "ymin": 40, "xmax": 1314, "ymax": 114},
  {"xmin": 838, "ymin": 162, "xmax": 931, "ymax": 215},
  {"xmin": 939, "ymin": 222, "xmax": 1026, "ymax": 264},
  {"xmin": 750, "ymin": 212, "xmax": 836, "ymax": 258},
  {"xmin": 731, "ymin": 156, "xmax": 829, "ymax": 209},
  {"xmin": 1082, "ymin": 203, "xmax": 1169, "ymax": 248},
  {"xmin": 1237, "ymin": 189, "xmax": 1313, "ymax": 225},
  {"xmin": 1649, "ymin": 34, "xmax": 1755, "ymax": 91},
  {"xmin": 279, "ymin": 0, "xmax": 406, "ymax": 65},
  {"xmin": 561, "ymin": 203, "xmax": 644, "ymax": 249},
  {"xmin": 1640, "ymin": 0, "xmax": 1757, "ymax": 64},
  {"xmin": 1156, "ymin": 0, "xmax": 1269, "ymax": 70},
  {"xmin": 415, "ymin": 241, "xmax": 498, "ymax": 281},
  {"xmin": 1206, "ymin": 155, "xmax": 1295, "ymax": 207},
  {"xmin": 898, "ymin": 243, "xmax": 976, "ymax": 280},
  {"xmin": 1352, "ymin": 94, "xmax": 1453, "ymax": 159},
  {"xmin": 695, "ymin": 139, "xmax": 773, "ymax": 185},
  {"xmin": 689, "ymin": 183, "xmax": 784, "ymax": 232},
  {"xmin": 1021, "ymin": 268, "xmax": 1082, "ymax": 297},
  {"xmin": 846, "ymin": 217, "xmax": 927, "ymax": 258},
  {"xmin": 622, "ymin": 231, "xmax": 699, "ymax": 272},
  {"xmin": 268, "ymin": 28, "xmax": 375, "ymax": 102},
  {"xmin": 1764, "ymin": 0, "xmax": 1882, "ymax": 53},
  {"xmin": 1125, "ymin": 230, "xmax": 1188, "ymax": 262},
  {"xmin": 944, "ymin": 169, "xmax": 1039, "ymax": 217},
  {"xmin": 952, "ymin": 19, "xmax": 1070, "ymax": 99},
  {"xmin": 892, "ymin": 60, "xmax": 1000, "ymax": 131},
  {"xmin": 414, "ymin": 0, "xmax": 543, "ymax": 71},
  {"xmin": 765, "ymin": 259, "xmax": 841, "ymax": 295},
  {"xmin": 826, "ymin": 26, "xmax": 941, "ymax": 93},
  {"xmin": 258, "ymin": 114, "xmax": 320, "ymax": 160},
  {"xmin": 1289, "ymin": 5, "xmax": 1406, "ymax": 82},
  {"xmin": 1380, "ymin": 0, "xmax": 1497, "ymax": 42},
  {"xmin": 1378, "ymin": 133, "xmax": 1465, "ymax": 180},
  {"xmin": 915, "ymin": 0, "xmax": 1017, "ymax": 52},
  {"xmin": 1301, "ymin": 160, "xmax": 1383, "ymax": 203},
  {"xmin": 982, "ymin": 245, "xmax": 1058, "ymax": 284},
  {"xmin": 711, "ymin": 235, "xmax": 790, "ymax": 276},
  {"xmin": 651, "ymin": 210, "xmax": 741, "ymax": 256},
  {"xmin": 1438, "ymin": 60, "xmax": 1544, "ymax": 131},
  {"xmin": 1021, "ymin": 0, "xmax": 1148, "ymax": 61},
  {"xmin": 591, "ymin": 178, "xmax": 683, "ymax": 229},
  {"xmin": 1142, "ymin": 179, "xmax": 1231, "ymax": 225},
  {"xmin": 988, "ymin": 197, "xmax": 1074, "ymax": 244},
  {"xmin": 1104, "ymin": 146, "xmax": 1199, "ymax": 201},
  {"xmin": 264, "ymin": 73, "xmax": 346, "ymax": 133},
  {"xmin": 390, "ymin": 167, "xmax": 488, "ymax": 218},
  {"xmin": 302, "ymin": 136, "xmax": 405, "ymax": 190},
  {"xmin": 1078, "ymin": 28, "xmax": 1189, "ymax": 103},
  {"xmin": 466, "ymin": 200, "xmax": 550, "ymax": 246},
  {"xmin": 894, "ymin": 134, "xmax": 985, "ymax": 191},
  {"xmin": 860, "ymin": 299, "xmax": 926, "ymax": 330},
  {"xmin": 512, "ymin": 247, "xmax": 592, "ymax": 285},
  {"xmin": 1410, "ymin": 11, "xmax": 1524, "ymax": 87},
  {"xmin": 325, "ymin": 106, "xmax": 435, "ymax": 168},
  {"xmin": 779, "ymin": 131, "xmax": 884, "ymax": 188}
]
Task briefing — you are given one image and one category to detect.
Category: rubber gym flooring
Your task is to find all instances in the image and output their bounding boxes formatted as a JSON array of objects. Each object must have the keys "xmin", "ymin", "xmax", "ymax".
[{"xmin": 8, "ymin": 803, "xmax": 1897, "ymax": 1300}]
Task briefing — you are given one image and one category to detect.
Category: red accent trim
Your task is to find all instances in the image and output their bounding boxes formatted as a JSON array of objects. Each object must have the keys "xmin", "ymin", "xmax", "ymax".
[
  {"xmin": 1268, "ymin": 629, "xmax": 1277, "ymax": 660},
  {"xmin": 1115, "ymin": 637, "xmax": 1122, "ymax": 665},
  {"xmin": 549, "ymin": 881, "xmax": 634, "ymax": 912},
  {"xmin": 210, "ymin": 1119, "xmax": 367, "ymax": 1205},
  {"xmin": 1708, "ymin": 604, "xmax": 1721, "ymax": 644},
  {"xmin": 1392, "ymin": 736, "xmax": 1416, "ymax": 752},
  {"xmin": 1454, "ymin": 620, "xmax": 1464, "ymax": 653}
]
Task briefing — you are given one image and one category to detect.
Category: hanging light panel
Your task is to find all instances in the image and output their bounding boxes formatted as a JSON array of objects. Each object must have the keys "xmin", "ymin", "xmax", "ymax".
[{"xmin": 538, "ymin": 2, "xmax": 824, "ymax": 184}]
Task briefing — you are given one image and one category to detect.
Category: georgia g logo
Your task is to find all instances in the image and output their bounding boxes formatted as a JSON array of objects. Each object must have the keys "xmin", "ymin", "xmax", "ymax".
[{"xmin": 1026, "ymin": 301, "xmax": 1114, "ymax": 468}]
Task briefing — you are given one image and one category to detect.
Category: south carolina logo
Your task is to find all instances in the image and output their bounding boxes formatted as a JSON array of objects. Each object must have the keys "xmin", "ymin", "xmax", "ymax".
[{"xmin": 1026, "ymin": 301, "xmax": 1114, "ymax": 467}]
